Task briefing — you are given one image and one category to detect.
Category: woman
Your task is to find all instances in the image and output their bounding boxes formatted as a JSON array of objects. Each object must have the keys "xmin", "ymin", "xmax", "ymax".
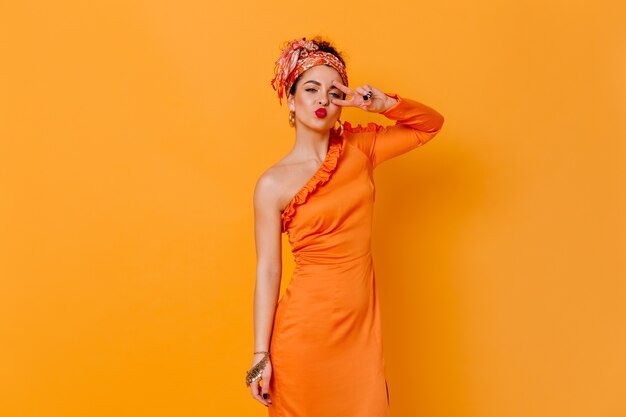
[{"xmin": 247, "ymin": 36, "xmax": 444, "ymax": 416}]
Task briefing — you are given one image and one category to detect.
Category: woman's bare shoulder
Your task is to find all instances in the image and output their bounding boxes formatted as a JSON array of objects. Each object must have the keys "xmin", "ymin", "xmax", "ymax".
[{"xmin": 254, "ymin": 157, "xmax": 297, "ymax": 212}]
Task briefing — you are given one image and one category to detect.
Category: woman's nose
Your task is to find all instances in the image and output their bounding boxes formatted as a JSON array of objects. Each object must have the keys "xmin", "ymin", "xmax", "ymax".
[{"xmin": 318, "ymin": 95, "xmax": 328, "ymax": 105}]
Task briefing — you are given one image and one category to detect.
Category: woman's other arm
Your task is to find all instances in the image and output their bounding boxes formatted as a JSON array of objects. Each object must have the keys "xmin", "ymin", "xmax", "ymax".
[{"xmin": 249, "ymin": 172, "xmax": 283, "ymax": 406}]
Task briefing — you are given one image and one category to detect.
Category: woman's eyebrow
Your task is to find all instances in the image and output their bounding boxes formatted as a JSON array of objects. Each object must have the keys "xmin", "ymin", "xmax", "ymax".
[{"xmin": 303, "ymin": 80, "xmax": 339, "ymax": 89}]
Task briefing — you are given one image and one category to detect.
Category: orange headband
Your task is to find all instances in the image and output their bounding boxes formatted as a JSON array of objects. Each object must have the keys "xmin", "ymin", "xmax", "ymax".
[{"xmin": 270, "ymin": 38, "xmax": 348, "ymax": 105}]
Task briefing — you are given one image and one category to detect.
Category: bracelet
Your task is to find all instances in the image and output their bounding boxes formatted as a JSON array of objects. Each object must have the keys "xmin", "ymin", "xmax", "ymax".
[{"xmin": 246, "ymin": 351, "xmax": 270, "ymax": 387}]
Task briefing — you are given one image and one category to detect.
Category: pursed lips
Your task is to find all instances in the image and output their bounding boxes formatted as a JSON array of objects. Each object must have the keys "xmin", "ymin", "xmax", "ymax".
[{"xmin": 315, "ymin": 108, "xmax": 327, "ymax": 118}]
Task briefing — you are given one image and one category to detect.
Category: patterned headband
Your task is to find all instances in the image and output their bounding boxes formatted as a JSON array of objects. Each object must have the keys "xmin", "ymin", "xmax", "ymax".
[{"xmin": 270, "ymin": 38, "xmax": 349, "ymax": 105}]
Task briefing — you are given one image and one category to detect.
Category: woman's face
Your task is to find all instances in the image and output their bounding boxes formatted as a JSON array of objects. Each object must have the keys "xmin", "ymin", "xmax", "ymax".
[{"xmin": 287, "ymin": 65, "xmax": 343, "ymax": 134}]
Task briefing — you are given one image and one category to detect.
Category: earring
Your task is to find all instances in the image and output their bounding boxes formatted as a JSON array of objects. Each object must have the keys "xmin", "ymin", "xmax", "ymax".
[
  {"xmin": 334, "ymin": 119, "xmax": 344, "ymax": 137},
  {"xmin": 288, "ymin": 111, "xmax": 295, "ymax": 128}
]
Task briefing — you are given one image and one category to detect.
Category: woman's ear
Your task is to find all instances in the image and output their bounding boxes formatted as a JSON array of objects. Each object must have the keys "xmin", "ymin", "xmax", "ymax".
[{"xmin": 287, "ymin": 94, "xmax": 295, "ymax": 112}]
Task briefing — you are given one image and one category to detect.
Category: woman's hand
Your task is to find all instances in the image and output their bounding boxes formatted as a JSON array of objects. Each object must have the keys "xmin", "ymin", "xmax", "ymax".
[
  {"xmin": 249, "ymin": 354, "xmax": 273, "ymax": 407},
  {"xmin": 330, "ymin": 80, "xmax": 398, "ymax": 113}
]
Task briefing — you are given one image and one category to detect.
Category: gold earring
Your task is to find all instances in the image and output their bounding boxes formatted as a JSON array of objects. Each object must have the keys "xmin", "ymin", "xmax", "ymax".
[
  {"xmin": 335, "ymin": 119, "xmax": 344, "ymax": 137},
  {"xmin": 288, "ymin": 111, "xmax": 295, "ymax": 127}
]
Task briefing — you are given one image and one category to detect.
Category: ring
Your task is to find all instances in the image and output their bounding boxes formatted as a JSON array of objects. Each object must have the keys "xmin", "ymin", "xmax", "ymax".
[{"xmin": 363, "ymin": 91, "xmax": 373, "ymax": 101}]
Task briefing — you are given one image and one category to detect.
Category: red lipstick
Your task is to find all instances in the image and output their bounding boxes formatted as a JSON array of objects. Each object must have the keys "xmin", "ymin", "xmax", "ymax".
[{"xmin": 315, "ymin": 108, "xmax": 327, "ymax": 118}]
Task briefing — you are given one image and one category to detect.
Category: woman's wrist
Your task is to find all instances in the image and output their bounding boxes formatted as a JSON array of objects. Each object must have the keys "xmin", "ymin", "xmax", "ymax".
[{"xmin": 380, "ymin": 95, "xmax": 399, "ymax": 113}]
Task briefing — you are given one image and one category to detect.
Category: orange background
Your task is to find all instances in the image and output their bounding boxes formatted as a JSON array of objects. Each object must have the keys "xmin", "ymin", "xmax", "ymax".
[{"xmin": 1, "ymin": 1, "xmax": 625, "ymax": 416}]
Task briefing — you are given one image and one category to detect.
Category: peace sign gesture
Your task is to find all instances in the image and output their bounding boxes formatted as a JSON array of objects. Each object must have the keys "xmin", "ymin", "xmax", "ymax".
[{"xmin": 330, "ymin": 80, "xmax": 398, "ymax": 113}]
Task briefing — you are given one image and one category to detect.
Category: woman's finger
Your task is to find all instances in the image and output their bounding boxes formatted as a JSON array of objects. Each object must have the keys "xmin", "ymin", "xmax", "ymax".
[
  {"xmin": 355, "ymin": 86, "xmax": 369, "ymax": 97},
  {"xmin": 331, "ymin": 97, "xmax": 353, "ymax": 107},
  {"xmin": 261, "ymin": 370, "xmax": 272, "ymax": 404},
  {"xmin": 363, "ymin": 84, "xmax": 382, "ymax": 99},
  {"xmin": 332, "ymin": 80, "xmax": 354, "ymax": 97},
  {"xmin": 363, "ymin": 84, "xmax": 379, "ymax": 94},
  {"xmin": 250, "ymin": 380, "xmax": 269, "ymax": 407}
]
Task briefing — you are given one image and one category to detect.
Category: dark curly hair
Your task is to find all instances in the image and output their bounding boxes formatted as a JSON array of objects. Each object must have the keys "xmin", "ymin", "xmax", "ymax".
[{"xmin": 287, "ymin": 36, "xmax": 347, "ymax": 98}]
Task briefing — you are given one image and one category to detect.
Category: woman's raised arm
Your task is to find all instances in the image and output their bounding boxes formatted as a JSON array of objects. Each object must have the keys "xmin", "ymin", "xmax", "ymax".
[{"xmin": 331, "ymin": 81, "xmax": 445, "ymax": 167}]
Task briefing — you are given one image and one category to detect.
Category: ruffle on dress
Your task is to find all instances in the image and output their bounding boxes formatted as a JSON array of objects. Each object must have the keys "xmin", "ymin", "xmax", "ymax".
[
  {"xmin": 342, "ymin": 121, "xmax": 381, "ymax": 133},
  {"xmin": 281, "ymin": 135, "xmax": 344, "ymax": 233}
]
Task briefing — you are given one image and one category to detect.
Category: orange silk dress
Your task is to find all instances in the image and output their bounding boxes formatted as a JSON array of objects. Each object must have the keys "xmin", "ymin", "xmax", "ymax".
[{"xmin": 268, "ymin": 94, "xmax": 444, "ymax": 417}]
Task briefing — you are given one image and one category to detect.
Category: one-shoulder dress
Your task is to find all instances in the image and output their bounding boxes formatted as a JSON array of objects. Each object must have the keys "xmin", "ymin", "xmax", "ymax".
[{"xmin": 267, "ymin": 93, "xmax": 444, "ymax": 417}]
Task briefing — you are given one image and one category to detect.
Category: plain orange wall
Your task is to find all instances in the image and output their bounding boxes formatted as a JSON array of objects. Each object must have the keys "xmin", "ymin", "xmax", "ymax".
[{"xmin": 1, "ymin": 1, "xmax": 624, "ymax": 416}]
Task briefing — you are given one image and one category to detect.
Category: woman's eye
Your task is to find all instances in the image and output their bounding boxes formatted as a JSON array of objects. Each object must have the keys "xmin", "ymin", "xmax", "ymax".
[
  {"xmin": 330, "ymin": 93, "xmax": 340, "ymax": 98},
  {"xmin": 306, "ymin": 88, "xmax": 317, "ymax": 92}
]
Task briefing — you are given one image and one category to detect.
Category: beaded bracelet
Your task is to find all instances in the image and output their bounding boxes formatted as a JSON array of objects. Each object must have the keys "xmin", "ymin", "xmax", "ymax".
[{"xmin": 246, "ymin": 351, "xmax": 270, "ymax": 387}]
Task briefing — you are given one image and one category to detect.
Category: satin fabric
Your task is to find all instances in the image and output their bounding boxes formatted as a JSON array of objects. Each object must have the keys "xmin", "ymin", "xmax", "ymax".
[{"xmin": 268, "ymin": 94, "xmax": 444, "ymax": 417}]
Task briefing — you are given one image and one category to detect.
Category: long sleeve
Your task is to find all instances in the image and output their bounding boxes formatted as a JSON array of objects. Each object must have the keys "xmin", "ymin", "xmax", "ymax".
[{"xmin": 343, "ymin": 93, "xmax": 445, "ymax": 168}]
